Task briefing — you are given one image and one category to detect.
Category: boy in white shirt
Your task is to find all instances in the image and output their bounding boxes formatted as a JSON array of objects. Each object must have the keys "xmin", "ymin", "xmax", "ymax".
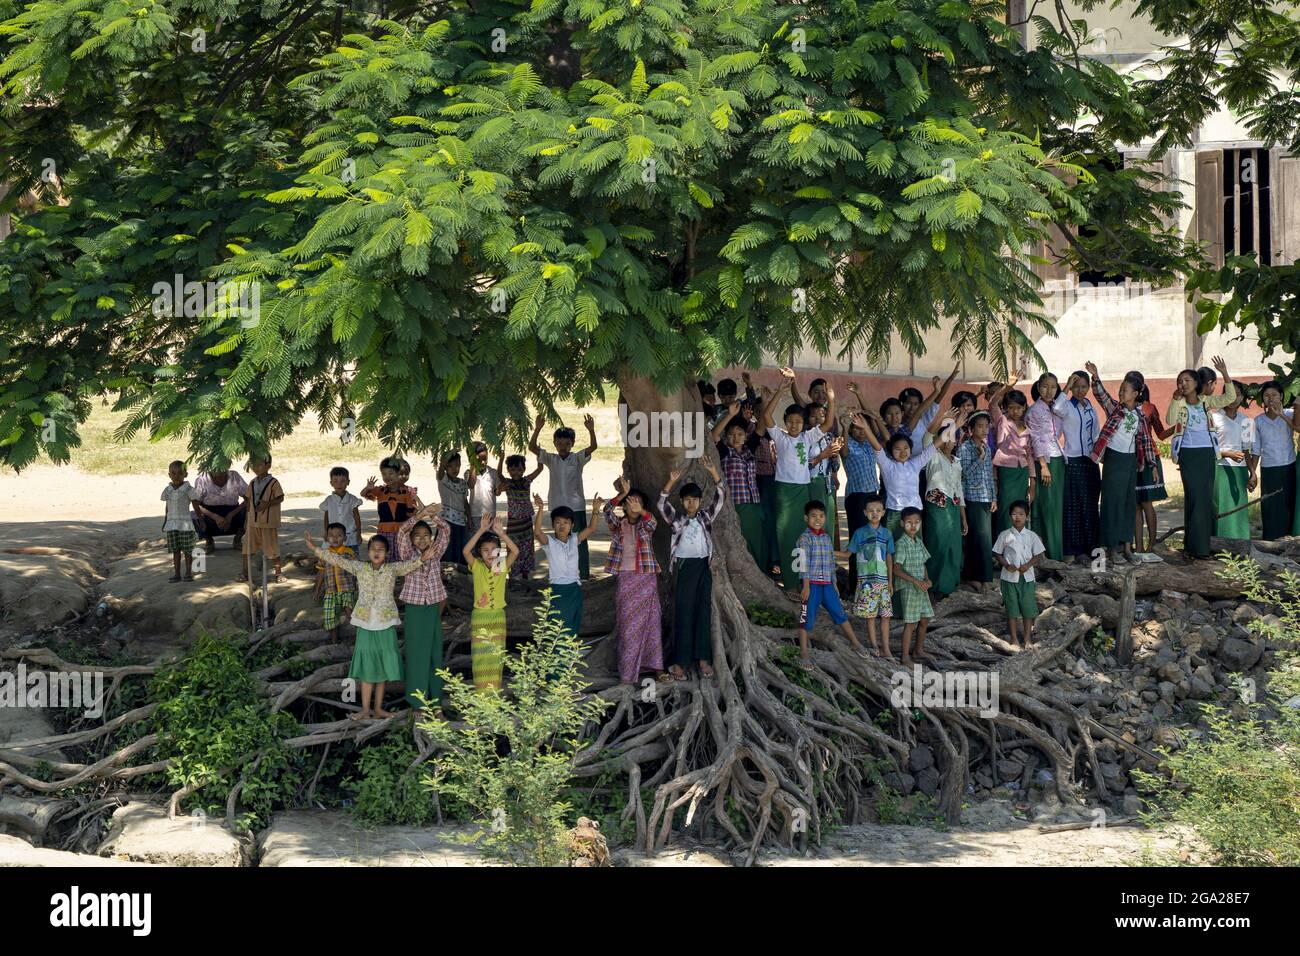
[
  {"xmin": 161, "ymin": 460, "xmax": 200, "ymax": 583},
  {"xmin": 319, "ymin": 466, "xmax": 363, "ymax": 549},
  {"xmin": 532, "ymin": 493, "xmax": 601, "ymax": 643},
  {"xmin": 992, "ymin": 499, "xmax": 1046, "ymax": 648}
]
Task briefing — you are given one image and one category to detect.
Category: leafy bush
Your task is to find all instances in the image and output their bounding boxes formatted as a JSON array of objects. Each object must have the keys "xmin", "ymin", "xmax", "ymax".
[
  {"xmin": 1131, "ymin": 556, "xmax": 1300, "ymax": 865},
  {"xmin": 747, "ymin": 603, "xmax": 797, "ymax": 628},
  {"xmin": 150, "ymin": 630, "xmax": 304, "ymax": 831},
  {"xmin": 346, "ymin": 728, "xmax": 439, "ymax": 827},
  {"xmin": 419, "ymin": 590, "xmax": 609, "ymax": 866}
]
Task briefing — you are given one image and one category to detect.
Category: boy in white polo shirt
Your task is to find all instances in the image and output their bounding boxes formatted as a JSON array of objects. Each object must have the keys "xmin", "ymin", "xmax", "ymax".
[
  {"xmin": 992, "ymin": 499, "xmax": 1046, "ymax": 648},
  {"xmin": 533, "ymin": 493, "xmax": 601, "ymax": 642}
]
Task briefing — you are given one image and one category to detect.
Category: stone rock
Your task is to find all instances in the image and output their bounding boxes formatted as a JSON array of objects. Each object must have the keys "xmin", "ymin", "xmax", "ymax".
[
  {"xmin": 914, "ymin": 767, "xmax": 941, "ymax": 796},
  {"xmin": 567, "ymin": 817, "xmax": 611, "ymax": 867},
  {"xmin": 0, "ymin": 834, "xmax": 156, "ymax": 867},
  {"xmin": 996, "ymin": 759, "xmax": 1024, "ymax": 781},
  {"xmin": 1151, "ymin": 701, "xmax": 1173, "ymax": 720},
  {"xmin": 1157, "ymin": 681, "xmax": 1177, "ymax": 703},
  {"xmin": 1232, "ymin": 603, "xmax": 1260, "ymax": 625},
  {"xmin": 1122, "ymin": 793, "xmax": 1145, "ymax": 817},
  {"xmin": 908, "ymin": 745, "xmax": 934, "ymax": 773},
  {"xmin": 1216, "ymin": 637, "xmax": 1262, "ymax": 672},
  {"xmin": 1198, "ymin": 624, "xmax": 1221, "ymax": 654},
  {"xmin": 882, "ymin": 771, "xmax": 915, "ymax": 795},
  {"xmin": 97, "ymin": 802, "xmax": 248, "ymax": 867},
  {"xmin": 1157, "ymin": 662, "xmax": 1183, "ymax": 682},
  {"xmin": 257, "ymin": 810, "xmax": 499, "ymax": 867}
]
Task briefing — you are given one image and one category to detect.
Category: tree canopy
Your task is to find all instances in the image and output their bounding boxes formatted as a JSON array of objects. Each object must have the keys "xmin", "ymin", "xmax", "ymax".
[{"xmin": 0, "ymin": 0, "xmax": 1196, "ymax": 470}]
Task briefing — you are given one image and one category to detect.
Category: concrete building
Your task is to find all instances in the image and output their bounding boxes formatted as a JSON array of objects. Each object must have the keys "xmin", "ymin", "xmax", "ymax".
[{"xmin": 766, "ymin": 2, "xmax": 1299, "ymax": 411}]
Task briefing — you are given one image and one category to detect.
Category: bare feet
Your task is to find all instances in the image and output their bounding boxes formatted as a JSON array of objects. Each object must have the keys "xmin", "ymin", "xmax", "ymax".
[
  {"xmin": 374, "ymin": 708, "xmax": 394, "ymax": 719},
  {"xmin": 348, "ymin": 711, "xmax": 370, "ymax": 722},
  {"xmin": 698, "ymin": 662, "xmax": 715, "ymax": 679},
  {"xmin": 668, "ymin": 665, "xmax": 688, "ymax": 681}
]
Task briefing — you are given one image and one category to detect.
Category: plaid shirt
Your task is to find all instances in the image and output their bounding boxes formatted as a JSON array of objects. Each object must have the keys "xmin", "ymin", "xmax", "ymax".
[
  {"xmin": 841, "ymin": 437, "xmax": 879, "ymax": 494},
  {"xmin": 749, "ymin": 420, "xmax": 776, "ymax": 477},
  {"xmin": 658, "ymin": 485, "xmax": 726, "ymax": 561},
  {"xmin": 1090, "ymin": 377, "xmax": 1155, "ymax": 468},
  {"xmin": 604, "ymin": 499, "xmax": 660, "ymax": 574},
  {"xmin": 796, "ymin": 527, "xmax": 836, "ymax": 583},
  {"xmin": 395, "ymin": 514, "xmax": 451, "ymax": 604},
  {"xmin": 318, "ymin": 545, "xmax": 357, "ymax": 595},
  {"xmin": 719, "ymin": 445, "xmax": 759, "ymax": 503},
  {"xmin": 957, "ymin": 438, "xmax": 996, "ymax": 503}
]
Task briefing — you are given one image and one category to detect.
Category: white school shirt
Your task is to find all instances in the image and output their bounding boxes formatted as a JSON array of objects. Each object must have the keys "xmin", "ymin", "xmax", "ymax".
[
  {"xmin": 1252, "ymin": 410, "xmax": 1297, "ymax": 468},
  {"xmin": 319, "ymin": 491, "xmax": 363, "ymax": 546},
  {"xmin": 539, "ymin": 449, "xmax": 591, "ymax": 511},
  {"xmin": 161, "ymin": 482, "xmax": 198, "ymax": 531},
  {"xmin": 993, "ymin": 526, "xmax": 1046, "ymax": 584},
  {"xmin": 469, "ymin": 466, "xmax": 499, "ymax": 519},
  {"xmin": 1211, "ymin": 411, "xmax": 1254, "ymax": 468},
  {"xmin": 1053, "ymin": 393, "xmax": 1098, "ymax": 458},
  {"xmin": 874, "ymin": 443, "xmax": 938, "ymax": 511},
  {"xmin": 675, "ymin": 518, "xmax": 710, "ymax": 559},
  {"xmin": 909, "ymin": 404, "xmax": 939, "ymax": 448},
  {"xmin": 1106, "ymin": 407, "xmax": 1141, "ymax": 455},
  {"xmin": 806, "ymin": 425, "xmax": 832, "ymax": 479},
  {"xmin": 544, "ymin": 533, "xmax": 581, "ymax": 585},
  {"xmin": 1179, "ymin": 403, "xmax": 1214, "ymax": 448},
  {"xmin": 769, "ymin": 427, "xmax": 812, "ymax": 485},
  {"xmin": 923, "ymin": 447, "xmax": 964, "ymax": 502}
]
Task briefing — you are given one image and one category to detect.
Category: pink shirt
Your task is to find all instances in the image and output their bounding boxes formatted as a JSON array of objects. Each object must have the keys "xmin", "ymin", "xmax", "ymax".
[
  {"xmin": 990, "ymin": 403, "xmax": 1034, "ymax": 469},
  {"xmin": 1025, "ymin": 399, "xmax": 1065, "ymax": 461},
  {"xmin": 194, "ymin": 470, "xmax": 247, "ymax": 506}
]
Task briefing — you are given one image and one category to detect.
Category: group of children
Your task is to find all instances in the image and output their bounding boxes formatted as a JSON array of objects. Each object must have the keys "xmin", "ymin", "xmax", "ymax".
[{"xmin": 162, "ymin": 354, "xmax": 1300, "ymax": 707}]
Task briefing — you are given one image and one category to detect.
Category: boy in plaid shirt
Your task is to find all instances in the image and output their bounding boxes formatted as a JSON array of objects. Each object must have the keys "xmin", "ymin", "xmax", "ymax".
[
  {"xmin": 893, "ymin": 507, "xmax": 933, "ymax": 666},
  {"xmin": 315, "ymin": 522, "xmax": 357, "ymax": 639},
  {"xmin": 795, "ymin": 500, "xmax": 867, "ymax": 669},
  {"xmin": 161, "ymin": 460, "xmax": 199, "ymax": 583}
]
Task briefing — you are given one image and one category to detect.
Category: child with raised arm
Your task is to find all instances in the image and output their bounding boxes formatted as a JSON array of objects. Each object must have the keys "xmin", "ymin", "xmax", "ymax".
[
  {"xmin": 602, "ymin": 478, "xmax": 663, "ymax": 685},
  {"xmin": 161, "ymin": 460, "xmax": 199, "ymax": 583},
  {"xmin": 304, "ymin": 529, "xmax": 438, "ymax": 720},
  {"xmin": 500, "ymin": 453, "xmax": 544, "ymax": 581},
  {"xmin": 530, "ymin": 413, "xmax": 598, "ymax": 580},
  {"xmin": 361, "ymin": 456, "xmax": 418, "ymax": 562},
  {"xmin": 533, "ymin": 493, "xmax": 601, "ymax": 640},
  {"xmin": 314, "ymin": 522, "xmax": 357, "ymax": 640},
  {"xmin": 462, "ymin": 513, "xmax": 520, "ymax": 691},
  {"xmin": 436, "ymin": 452, "xmax": 470, "ymax": 566},
  {"xmin": 659, "ymin": 460, "xmax": 726, "ymax": 681},
  {"xmin": 1085, "ymin": 362, "xmax": 1154, "ymax": 566},
  {"xmin": 795, "ymin": 499, "xmax": 868, "ymax": 668},
  {"xmin": 957, "ymin": 411, "xmax": 998, "ymax": 589},
  {"xmin": 712, "ymin": 403, "xmax": 765, "ymax": 568},
  {"xmin": 396, "ymin": 503, "xmax": 451, "ymax": 709},
  {"xmin": 987, "ymin": 378, "xmax": 1035, "ymax": 537},
  {"xmin": 992, "ymin": 500, "xmax": 1046, "ymax": 648}
]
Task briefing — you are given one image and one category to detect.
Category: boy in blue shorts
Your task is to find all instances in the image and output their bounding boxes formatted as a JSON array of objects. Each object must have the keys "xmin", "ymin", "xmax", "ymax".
[{"xmin": 795, "ymin": 499, "xmax": 866, "ymax": 668}]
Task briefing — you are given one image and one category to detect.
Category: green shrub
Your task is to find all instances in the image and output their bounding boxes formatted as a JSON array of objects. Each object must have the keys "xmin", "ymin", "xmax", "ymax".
[
  {"xmin": 150, "ymin": 630, "xmax": 304, "ymax": 831},
  {"xmin": 419, "ymin": 590, "xmax": 609, "ymax": 866},
  {"xmin": 345, "ymin": 728, "xmax": 438, "ymax": 827}
]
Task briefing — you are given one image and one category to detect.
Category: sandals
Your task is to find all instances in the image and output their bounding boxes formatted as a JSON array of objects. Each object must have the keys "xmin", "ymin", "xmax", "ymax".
[
  {"xmin": 168, "ymin": 574, "xmax": 182, "ymax": 583},
  {"xmin": 182, "ymin": 573, "xmax": 194, "ymax": 582}
]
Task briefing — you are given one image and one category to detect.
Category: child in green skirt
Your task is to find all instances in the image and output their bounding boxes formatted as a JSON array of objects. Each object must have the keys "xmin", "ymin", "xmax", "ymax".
[
  {"xmin": 463, "ymin": 513, "xmax": 520, "ymax": 691},
  {"xmin": 304, "ymin": 529, "xmax": 438, "ymax": 720},
  {"xmin": 992, "ymin": 501, "xmax": 1045, "ymax": 648}
]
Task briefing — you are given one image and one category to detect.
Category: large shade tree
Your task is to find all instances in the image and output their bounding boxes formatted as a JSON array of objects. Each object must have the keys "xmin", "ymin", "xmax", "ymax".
[{"xmin": 1, "ymin": 0, "xmax": 1196, "ymax": 855}]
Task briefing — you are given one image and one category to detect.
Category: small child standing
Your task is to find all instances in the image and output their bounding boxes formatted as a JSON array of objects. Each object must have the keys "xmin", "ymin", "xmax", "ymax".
[
  {"xmin": 530, "ymin": 414, "xmax": 598, "ymax": 580},
  {"xmin": 892, "ymin": 507, "xmax": 933, "ymax": 666},
  {"xmin": 992, "ymin": 500, "xmax": 1046, "ymax": 648},
  {"xmin": 501, "ymin": 454, "xmax": 544, "ymax": 581},
  {"xmin": 314, "ymin": 523, "xmax": 357, "ymax": 640},
  {"xmin": 602, "ymin": 479, "xmax": 664, "ymax": 685},
  {"xmin": 795, "ymin": 500, "xmax": 867, "ymax": 669},
  {"xmin": 319, "ymin": 466, "xmax": 363, "ymax": 550},
  {"xmin": 242, "ymin": 454, "xmax": 283, "ymax": 583},
  {"xmin": 361, "ymin": 457, "xmax": 419, "ymax": 562},
  {"xmin": 658, "ymin": 461, "xmax": 726, "ymax": 681},
  {"xmin": 396, "ymin": 504, "xmax": 451, "ymax": 708},
  {"xmin": 161, "ymin": 460, "xmax": 199, "ymax": 583},
  {"xmin": 532, "ymin": 494, "xmax": 601, "ymax": 640},
  {"xmin": 847, "ymin": 494, "xmax": 894, "ymax": 658},
  {"xmin": 437, "ymin": 452, "xmax": 470, "ymax": 565},
  {"xmin": 462, "ymin": 513, "xmax": 520, "ymax": 691},
  {"xmin": 304, "ymin": 529, "xmax": 438, "ymax": 720}
]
